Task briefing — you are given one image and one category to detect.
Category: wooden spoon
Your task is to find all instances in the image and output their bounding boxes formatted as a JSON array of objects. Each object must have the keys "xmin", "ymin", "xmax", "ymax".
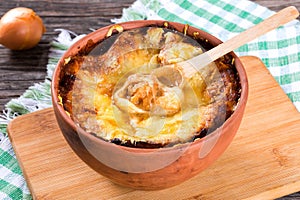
[{"xmin": 156, "ymin": 6, "xmax": 299, "ymax": 80}]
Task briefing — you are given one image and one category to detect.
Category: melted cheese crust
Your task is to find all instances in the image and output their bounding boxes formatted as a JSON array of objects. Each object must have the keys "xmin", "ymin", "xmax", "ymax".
[{"xmin": 70, "ymin": 27, "xmax": 231, "ymax": 147}]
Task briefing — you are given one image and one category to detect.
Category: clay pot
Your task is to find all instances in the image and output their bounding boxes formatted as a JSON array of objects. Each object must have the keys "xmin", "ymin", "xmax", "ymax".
[{"xmin": 51, "ymin": 20, "xmax": 248, "ymax": 190}]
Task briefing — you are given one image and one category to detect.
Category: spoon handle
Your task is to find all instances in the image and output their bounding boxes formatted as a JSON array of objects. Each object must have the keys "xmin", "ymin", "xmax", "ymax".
[{"xmin": 188, "ymin": 6, "xmax": 299, "ymax": 71}]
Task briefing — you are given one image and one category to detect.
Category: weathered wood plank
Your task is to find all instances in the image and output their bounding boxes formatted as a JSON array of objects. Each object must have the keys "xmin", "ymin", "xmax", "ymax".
[{"xmin": 0, "ymin": 0, "xmax": 135, "ymax": 110}]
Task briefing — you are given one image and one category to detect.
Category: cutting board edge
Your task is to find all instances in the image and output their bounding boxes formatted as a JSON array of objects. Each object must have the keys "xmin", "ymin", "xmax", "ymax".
[
  {"xmin": 7, "ymin": 109, "xmax": 53, "ymax": 200},
  {"xmin": 240, "ymin": 56, "xmax": 299, "ymax": 114}
]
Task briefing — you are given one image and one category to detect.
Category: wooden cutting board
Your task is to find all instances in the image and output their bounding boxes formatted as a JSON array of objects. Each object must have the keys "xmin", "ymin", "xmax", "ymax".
[{"xmin": 7, "ymin": 56, "xmax": 300, "ymax": 200}]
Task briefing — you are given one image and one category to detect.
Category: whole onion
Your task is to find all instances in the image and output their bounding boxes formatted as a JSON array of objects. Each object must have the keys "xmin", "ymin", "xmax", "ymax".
[{"xmin": 0, "ymin": 7, "xmax": 46, "ymax": 50}]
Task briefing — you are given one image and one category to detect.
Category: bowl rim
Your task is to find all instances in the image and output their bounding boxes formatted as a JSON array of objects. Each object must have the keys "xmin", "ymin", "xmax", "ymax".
[{"xmin": 51, "ymin": 20, "xmax": 249, "ymax": 153}]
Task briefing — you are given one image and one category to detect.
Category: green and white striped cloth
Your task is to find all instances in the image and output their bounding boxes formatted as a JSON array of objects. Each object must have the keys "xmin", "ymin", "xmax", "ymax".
[{"xmin": 0, "ymin": 0, "xmax": 300, "ymax": 199}]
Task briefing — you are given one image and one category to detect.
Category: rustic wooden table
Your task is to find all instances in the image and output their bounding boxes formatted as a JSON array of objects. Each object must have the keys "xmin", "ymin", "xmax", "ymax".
[{"xmin": 1, "ymin": 0, "xmax": 300, "ymax": 199}]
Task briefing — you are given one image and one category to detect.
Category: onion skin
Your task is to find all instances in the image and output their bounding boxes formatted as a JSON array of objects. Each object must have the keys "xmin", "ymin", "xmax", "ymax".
[{"xmin": 0, "ymin": 7, "xmax": 46, "ymax": 50}]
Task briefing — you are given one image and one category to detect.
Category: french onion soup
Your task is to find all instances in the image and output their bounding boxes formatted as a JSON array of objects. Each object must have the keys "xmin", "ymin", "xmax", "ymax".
[{"xmin": 58, "ymin": 26, "xmax": 241, "ymax": 148}]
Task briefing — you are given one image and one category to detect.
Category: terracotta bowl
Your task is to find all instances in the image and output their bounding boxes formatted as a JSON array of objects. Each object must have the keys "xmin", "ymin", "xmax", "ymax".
[{"xmin": 51, "ymin": 20, "xmax": 248, "ymax": 190}]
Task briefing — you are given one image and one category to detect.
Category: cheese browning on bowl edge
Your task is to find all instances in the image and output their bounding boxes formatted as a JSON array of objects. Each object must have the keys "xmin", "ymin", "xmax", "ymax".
[{"xmin": 58, "ymin": 25, "xmax": 241, "ymax": 148}]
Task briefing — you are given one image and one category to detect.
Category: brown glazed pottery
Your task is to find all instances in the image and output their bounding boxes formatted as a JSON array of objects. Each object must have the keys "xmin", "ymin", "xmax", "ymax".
[{"xmin": 51, "ymin": 20, "xmax": 249, "ymax": 190}]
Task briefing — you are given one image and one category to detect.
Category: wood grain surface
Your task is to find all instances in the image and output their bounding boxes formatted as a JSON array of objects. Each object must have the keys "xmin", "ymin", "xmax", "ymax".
[
  {"xmin": 1, "ymin": 1, "xmax": 300, "ymax": 199},
  {"xmin": 7, "ymin": 56, "xmax": 300, "ymax": 200}
]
